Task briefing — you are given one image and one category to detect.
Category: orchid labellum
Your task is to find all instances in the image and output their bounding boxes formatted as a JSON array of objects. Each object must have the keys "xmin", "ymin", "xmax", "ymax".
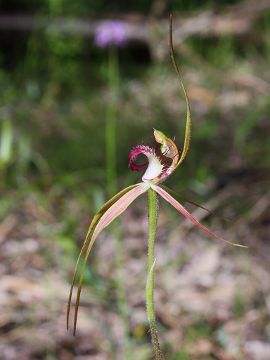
[{"xmin": 67, "ymin": 15, "xmax": 246, "ymax": 358}]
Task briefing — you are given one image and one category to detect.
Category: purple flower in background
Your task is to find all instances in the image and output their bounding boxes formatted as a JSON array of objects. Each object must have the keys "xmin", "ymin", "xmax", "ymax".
[{"xmin": 95, "ymin": 20, "xmax": 127, "ymax": 48}]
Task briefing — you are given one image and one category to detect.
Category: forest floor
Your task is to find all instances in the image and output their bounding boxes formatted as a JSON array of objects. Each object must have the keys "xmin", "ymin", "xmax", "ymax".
[{"xmin": 0, "ymin": 169, "xmax": 269, "ymax": 360}]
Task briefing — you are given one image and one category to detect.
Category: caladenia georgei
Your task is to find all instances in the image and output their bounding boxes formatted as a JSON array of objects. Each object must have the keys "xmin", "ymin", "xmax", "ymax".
[{"xmin": 67, "ymin": 15, "xmax": 247, "ymax": 359}]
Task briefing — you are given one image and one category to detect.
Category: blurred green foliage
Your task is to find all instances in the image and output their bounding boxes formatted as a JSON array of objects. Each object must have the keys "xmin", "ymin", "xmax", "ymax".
[
  {"xmin": 0, "ymin": 0, "xmax": 269, "ymax": 211},
  {"xmin": 0, "ymin": 0, "xmax": 269, "ymax": 202},
  {"xmin": 185, "ymin": 320, "xmax": 213, "ymax": 343},
  {"xmin": 169, "ymin": 351, "xmax": 191, "ymax": 360}
]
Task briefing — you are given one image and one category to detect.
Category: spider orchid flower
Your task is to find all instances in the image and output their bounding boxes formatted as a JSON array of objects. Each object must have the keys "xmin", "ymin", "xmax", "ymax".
[
  {"xmin": 67, "ymin": 118, "xmax": 245, "ymax": 337},
  {"xmin": 67, "ymin": 16, "xmax": 246, "ymax": 337}
]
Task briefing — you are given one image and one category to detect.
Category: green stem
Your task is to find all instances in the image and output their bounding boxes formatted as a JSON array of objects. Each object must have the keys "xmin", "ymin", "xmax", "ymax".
[
  {"xmin": 106, "ymin": 44, "xmax": 118, "ymax": 196},
  {"xmin": 146, "ymin": 189, "xmax": 164, "ymax": 360},
  {"xmin": 106, "ymin": 45, "xmax": 131, "ymax": 359}
]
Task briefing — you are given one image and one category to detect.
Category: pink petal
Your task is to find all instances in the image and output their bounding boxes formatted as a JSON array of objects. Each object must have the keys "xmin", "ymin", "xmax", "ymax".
[
  {"xmin": 67, "ymin": 183, "xmax": 140, "ymax": 331},
  {"xmin": 152, "ymin": 185, "xmax": 247, "ymax": 248},
  {"xmin": 70, "ymin": 182, "xmax": 149, "ymax": 334},
  {"xmin": 93, "ymin": 182, "xmax": 149, "ymax": 236}
]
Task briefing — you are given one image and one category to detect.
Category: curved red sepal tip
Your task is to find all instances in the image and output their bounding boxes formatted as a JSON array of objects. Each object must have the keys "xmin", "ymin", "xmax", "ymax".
[{"xmin": 128, "ymin": 145, "xmax": 153, "ymax": 172}]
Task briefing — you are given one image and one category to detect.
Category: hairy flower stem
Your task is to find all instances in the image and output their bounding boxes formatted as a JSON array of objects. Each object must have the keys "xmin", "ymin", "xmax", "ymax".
[{"xmin": 146, "ymin": 189, "xmax": 164, "ymax": 360}]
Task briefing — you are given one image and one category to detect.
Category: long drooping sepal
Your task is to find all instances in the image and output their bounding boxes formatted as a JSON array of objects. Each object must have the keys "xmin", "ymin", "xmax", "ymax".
[
  {"xmin": 169, "ymin": 14, "xmax": 191, "ymax": 166},
  {"xmin": 152, "ymin": 185, "xmax": 247, "ymax": 248},
  {"xmin": 67, "ymin": 183, "xmax": 140, "ymax": 332},
  {"xmin": 68, "ymin": 182, "xmax": 150, "ymax": 335}
]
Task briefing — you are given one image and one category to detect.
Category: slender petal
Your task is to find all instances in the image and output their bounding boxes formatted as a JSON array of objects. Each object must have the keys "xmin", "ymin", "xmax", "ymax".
[
  {"xmin": 67, "ymin": 183, "xmax": 140, "ymax": 331},
  {"xmin": 69, "ymin": 182, "xmax": 149, "ymax": 335},
  {"xmin": 152, "ymin": 184, "xmax": 247, "ymax": 248}
]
